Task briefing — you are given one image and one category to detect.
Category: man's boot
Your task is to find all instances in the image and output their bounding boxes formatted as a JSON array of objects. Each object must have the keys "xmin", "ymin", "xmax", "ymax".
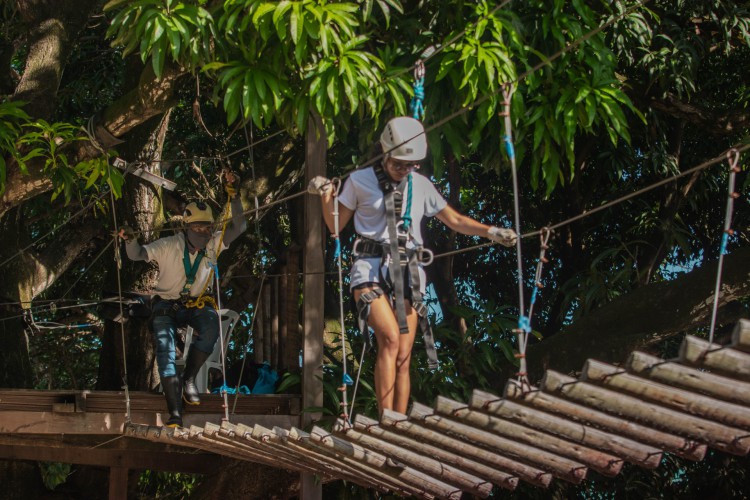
[
  {"xmin": 183, "ymin": 348, "xmax": 210, "ymax": 405},
  {"xmin": 161, "ymin": 376, "xmax": 183, "ymax": 427}
]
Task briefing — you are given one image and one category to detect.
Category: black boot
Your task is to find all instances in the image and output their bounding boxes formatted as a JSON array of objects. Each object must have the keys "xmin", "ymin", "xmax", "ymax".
[
  {"xmin": 183, "ymin": 348, "xmax": 210, "ymax": 405},
  {"xmin": 161, "ymin": 375, "xmax": 183, "ymax": 427}
]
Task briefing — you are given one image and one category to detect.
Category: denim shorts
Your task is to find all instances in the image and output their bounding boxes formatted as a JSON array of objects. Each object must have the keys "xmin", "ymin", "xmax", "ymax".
[{"xmin": 350, "ymin": 256, "xmax": 426, "ymax": 294}]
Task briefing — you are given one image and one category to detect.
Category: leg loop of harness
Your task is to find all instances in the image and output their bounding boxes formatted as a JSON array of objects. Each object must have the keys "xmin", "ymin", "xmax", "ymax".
[{"xmin": 355, "ymin": 287, "xmax": 384, "ymax": 351}]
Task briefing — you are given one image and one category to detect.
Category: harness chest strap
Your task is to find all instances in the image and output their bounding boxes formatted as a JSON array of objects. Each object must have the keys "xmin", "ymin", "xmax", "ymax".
[{"xmin": 181, "ymin": 239, "xmax": 206, "ymax": 298}]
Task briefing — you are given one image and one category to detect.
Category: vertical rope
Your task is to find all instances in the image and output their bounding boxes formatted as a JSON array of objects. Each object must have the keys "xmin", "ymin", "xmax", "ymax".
[
  {"xmin": 212, "ymin": 262, "xmax": 231, "ymax": 422},
  {"xmin": 708, "ymin": 149, "xmax": 741, "ymax": 344},
  {"xmin": 331, "ymin": 178, "xmax": 353, "ymax": 425},
  {"xmin": 501, "ymin": 85, "xmax": 529, "ymax": 383},
  {"xmin": 109, "ymin": 191, "xmax": 131, "ymax": 422}
]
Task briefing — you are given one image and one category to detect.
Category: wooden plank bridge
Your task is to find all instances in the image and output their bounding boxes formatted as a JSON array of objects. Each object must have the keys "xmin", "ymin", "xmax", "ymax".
[{"xmin": 3, "ymin": 321, "xmax": 750, "ymax": 498}]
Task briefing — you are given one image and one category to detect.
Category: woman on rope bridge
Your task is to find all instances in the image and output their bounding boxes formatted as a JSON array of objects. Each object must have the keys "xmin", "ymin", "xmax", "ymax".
[
  {"xmin": 117, "ymin": 171, "xmax": 246, "ymax": 427},
  {"xmin": 309, "ymin": 116, "xmax": 517, "ymax": 415}
]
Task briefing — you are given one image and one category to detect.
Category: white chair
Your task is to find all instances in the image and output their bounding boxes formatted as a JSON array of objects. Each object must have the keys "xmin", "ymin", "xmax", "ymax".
[{"xmin": 177, "ymin": 309, "xmax": 239, "ymax": 394}]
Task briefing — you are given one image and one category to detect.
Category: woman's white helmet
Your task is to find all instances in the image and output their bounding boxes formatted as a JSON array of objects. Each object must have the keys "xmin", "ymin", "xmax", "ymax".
[
  {"xmin": 380, "ymin": 116, "xmax": 427, "ymax": 161},
  {"xmin": 183, "ymin": 201, "xmax": 214, "ymax": 223}
]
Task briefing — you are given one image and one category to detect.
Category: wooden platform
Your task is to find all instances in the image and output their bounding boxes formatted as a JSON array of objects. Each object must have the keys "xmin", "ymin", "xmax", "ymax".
[{"xmin": 0, "ymin": 389, "xmax": 301, "ymax": 475}]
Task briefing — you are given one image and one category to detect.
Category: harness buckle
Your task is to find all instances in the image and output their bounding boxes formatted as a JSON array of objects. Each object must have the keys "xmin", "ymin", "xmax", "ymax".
[
  {"xmin": 416, "ymin": 247, "xmax": 434, "ymax": 266},
  {"xmin": 351, "ymin": 238, "xmax": 364, "ymax": 258}
]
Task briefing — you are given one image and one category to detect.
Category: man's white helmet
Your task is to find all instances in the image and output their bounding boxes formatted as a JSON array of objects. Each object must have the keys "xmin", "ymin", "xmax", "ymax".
[
  {"xmin": 183, "ymin": 201, "xmax": 214, "ymax": 223},
  {"xmin": 380, "ymin": 116, "xmax": 427, "ymax": 161}
]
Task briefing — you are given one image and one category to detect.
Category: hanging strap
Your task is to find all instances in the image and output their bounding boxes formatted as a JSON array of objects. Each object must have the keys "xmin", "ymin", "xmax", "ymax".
[
  {"xmin": 355, "ymin": 288, "xmax": 383, "ymax": 353},
  {"xmin": 384, "ymin": 185, "xmax": 410, "ymax": 333},
  {"xmin": 407, "ymin": 251, "xmax": 438, "ymax": 369},
  {"xmin": 181, "ymin": 240, "xmax": 206, "ymax": 298}
]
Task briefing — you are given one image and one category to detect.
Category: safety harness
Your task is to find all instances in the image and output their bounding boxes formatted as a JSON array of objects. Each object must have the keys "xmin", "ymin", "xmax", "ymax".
[{"xmin": 353, "ymin": 163, "xmax": 438, "ymax": 369}]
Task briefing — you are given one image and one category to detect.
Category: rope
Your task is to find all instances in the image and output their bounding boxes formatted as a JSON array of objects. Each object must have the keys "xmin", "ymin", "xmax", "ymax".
[
  {"xmin": 330, "ymin": 178, "xmax": 353, "ymax": 425},
  {"xmin": 500, "ymin": 84, "xmax": 530, "ymax": 385},
  {"xmin": 708, "ymin": 149, "xmax": 741, "ymax": 345},
  {"xmin": 409, "ymin": 60, "xmax": 426, "ymax": 121},
  {"xmin": 109, "ymin": 190, "xmax": 131, "ymax": 422},
  {"xmin": 211, "ymin": 262, "xmax": 231, "ymax": 422}
]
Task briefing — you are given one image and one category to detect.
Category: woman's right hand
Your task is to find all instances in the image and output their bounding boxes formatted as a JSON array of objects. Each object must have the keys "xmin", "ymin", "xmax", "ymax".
[{"xmin": 307, "ymin": 176, "xmax": 334, "ymax": 197}]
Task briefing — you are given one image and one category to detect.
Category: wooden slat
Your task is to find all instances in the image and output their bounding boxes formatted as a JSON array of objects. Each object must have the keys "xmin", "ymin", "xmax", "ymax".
[
  {"xmin": 381, "ymin": 409, "xmax": 551, "ymax": 488},
  {"xmin": 269, "ymin": 427, "xmax": 389, "ymax": 493},
  {"xmin": 627, "ymin": 351, "xmax": 750, "ymax": 406},
  {"xmin": 437, "ymin": 396, "xmax": 622, "ymax": 477},
  {"xmin": 472, "ymin": 389, "xmax": 662, "ymax": 469},
  {"xmin": 731, "ymin": 319, "xmax": 750, "ymax": 352},
  {"xmin": 543, "ymin": 370, "xmax": 750, "ymax": 455},
  {"xmin": 410, "ymin": 402, "xmax": 587, "ymax": 484},
  {"xmin": 504, "ymin": 380, "xmax": 703, "ymax": 461},
  {"xmin": 371, "ymin": 410, "xmax": 518, "ymax": 490},
  {"xmin": 341, "ymin": 416, "xmax": 492, "ymax": 497},
  {"xmin": 679, "ymin": 335, "xmax": 750, "ymax": 380},
  {"xmin": 285, "ymin": 427, "xmax": 412, "ymax": 496},
  {"xmin": 583, "ymin": 359, "xmax": 750, "ymax": 430},
  {"xmin": 307, "ymin": 426, "xmax": 436, "ymax": 499}
]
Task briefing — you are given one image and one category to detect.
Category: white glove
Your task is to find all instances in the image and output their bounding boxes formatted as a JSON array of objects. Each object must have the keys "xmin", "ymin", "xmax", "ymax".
[
  {"xmin": 307, "ymin": 175, "xmax": 333, "ymax": 196},
  {"xmin": 487, "ymin": 226, "xmax": 517, "ymax": 247}
]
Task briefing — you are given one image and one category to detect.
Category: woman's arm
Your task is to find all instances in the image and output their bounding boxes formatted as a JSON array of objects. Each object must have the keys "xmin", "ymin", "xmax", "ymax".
[
  {"xmin": 309, "ymin": 176, "xmax": 354, "ymax": 235},
  {"xmin": 435, "ymin": 205, "xmax": 517, "ymax": 246}
]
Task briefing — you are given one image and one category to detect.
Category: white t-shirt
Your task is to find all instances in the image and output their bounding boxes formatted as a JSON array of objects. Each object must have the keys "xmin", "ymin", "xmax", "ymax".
[
  {"xmin": 338, "ymin": 166, "xmax": 447, "ymax": 246},
  {"xmin": 143, "ymin": 232, "xmax": 227, "ymax": 300}
]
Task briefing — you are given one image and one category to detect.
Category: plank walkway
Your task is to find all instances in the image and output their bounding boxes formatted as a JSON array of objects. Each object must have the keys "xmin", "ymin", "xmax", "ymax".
[{"xmin": 125, "ymin": 320, "xmax": 750, "ymax": 499}]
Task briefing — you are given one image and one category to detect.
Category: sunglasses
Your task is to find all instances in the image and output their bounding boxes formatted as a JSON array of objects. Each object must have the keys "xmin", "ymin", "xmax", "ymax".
[{"xmin": 389, "ymin": 159, "xmax": 421, "ymax": 173}]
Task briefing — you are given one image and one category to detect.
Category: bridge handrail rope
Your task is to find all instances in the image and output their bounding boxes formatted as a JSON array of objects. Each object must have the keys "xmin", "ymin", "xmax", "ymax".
[
  {"xmin": 5, "ymin": 141, "xmax": 747, "ymax": 323},
  {"xmin": 708, "ymin": 149, "xmax": 741, "ymax": 345}
]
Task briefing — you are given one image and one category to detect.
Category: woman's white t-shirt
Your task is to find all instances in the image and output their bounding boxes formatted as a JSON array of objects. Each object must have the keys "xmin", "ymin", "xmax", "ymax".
[{"xmin": 337, "ymin": 166, "xmax": 447, "ymax": 246}]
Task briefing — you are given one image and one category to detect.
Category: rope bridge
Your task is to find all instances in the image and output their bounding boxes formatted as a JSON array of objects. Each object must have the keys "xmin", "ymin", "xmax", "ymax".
[{"xmin": 123, "ymin": 319, "xmax": 750, "ymax": 498}]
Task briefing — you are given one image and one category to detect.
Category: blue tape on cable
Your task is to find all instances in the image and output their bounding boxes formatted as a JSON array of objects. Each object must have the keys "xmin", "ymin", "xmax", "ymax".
[
  {"xmin": 530, "ymin": 287, "xmax": 538, "ymax": 305},
  {"xmin": 518, "ymin": 315, "xmax": 531, "ymax": 333},
  {"xmin": 503, "ymin": 135, "xmax": 515, "ymax": 160},
  {"xmin": 333, "ymin": 238, "xmax": 341, "ymax": 259},
  {"xmin": 343, "ymin": 373, "xmax": 354, "ymax": 386},
  {"xmin": 212, "ymin": 262, "xmax": 220, "ymax": 280},
  {"xmin": 721, "ymin": 232, "xmax": 729, "ymax": 255}
]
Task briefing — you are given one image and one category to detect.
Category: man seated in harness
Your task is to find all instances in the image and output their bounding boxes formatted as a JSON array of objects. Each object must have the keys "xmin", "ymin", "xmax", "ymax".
[
  {"xmin": 309, "ymin": 116, "xmax": 517, "ymax": 415},
  {"xmin": 118, "ymin": 171, "xmax": 246, "ymax": 427}
]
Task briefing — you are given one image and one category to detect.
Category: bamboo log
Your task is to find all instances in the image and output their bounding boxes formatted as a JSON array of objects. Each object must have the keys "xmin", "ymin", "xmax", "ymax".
[
  {"xmin": 201, "ymin": 422, "xmax": 310, "ymax": 473},
  {"xmin": 583, "ymin": 359, "xmax": 750, "ymax": 430},
  {"xmin": 381, "ymin": 409, "xmax": 551, "ymax": 488},
  {"xmin": 410, "ymin": 402, "xmax": 587, "ymax": 484},
  {"xmin": 504, "ymin": 380, "xmax": 704, "ymax": 461},
  {"xmin": 628, "ymin": 351, "xmax": 750, "ymax": 406},
  {"xmin": 472, "ymin": 389, "xmax": 661, "ymax": 469},
  {"xmin": 543, "ymin": 370, "xmax": 750, "ymax": 455},
  {"xmin": 679, "ymin": 335, "xmax": 750, "ymax": 381},
  {"xmin": 287, "ymin": 427, "xmax": 420, "ymax": 498},
  {"xmin": 436, "ymin": 396, "xmax": 622, "ymax": 477},
  {"xmin": 272, "ymin": 427, "xmax": 390, "ymax": 493},
  {"xmin": 308, "ymin": 426, "xmax": 438, "ymax": 499},
  {"xmin": 731, "ymin": 319, "xmax": 750, "ymax": 352},
  {"xmin": 342, "ymin": 416, "xmax": 492, "ymax": 497}
]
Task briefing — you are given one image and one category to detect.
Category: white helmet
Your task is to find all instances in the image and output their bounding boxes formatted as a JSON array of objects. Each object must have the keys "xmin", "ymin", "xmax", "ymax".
[
  {"xmin": 380, "ymin": 116, "xmax": 427, "ymax": 161},
  {"xmin": 183, "ymin": 201, "xmax": 214, "ymax": 223}
]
